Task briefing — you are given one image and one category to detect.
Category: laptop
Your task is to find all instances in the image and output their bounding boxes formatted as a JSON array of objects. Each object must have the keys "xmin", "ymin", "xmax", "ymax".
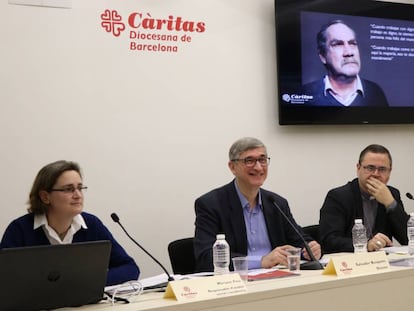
[{"xmin": 0, "ymin": 240, "xmax": 112, "ymax": 311}]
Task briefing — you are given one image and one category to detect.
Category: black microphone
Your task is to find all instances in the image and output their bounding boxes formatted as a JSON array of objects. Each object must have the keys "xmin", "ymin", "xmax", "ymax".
[
  {"xmin": 110, "ymin": 213, "xmax": 174, "ymax": 281},
  {"xmin": 406, "ymin": 193, "xmax": 414, "ymax": 200},
  {"xmin": 272, "ymin": 201, "xmax": 324, "ymax": 270}
]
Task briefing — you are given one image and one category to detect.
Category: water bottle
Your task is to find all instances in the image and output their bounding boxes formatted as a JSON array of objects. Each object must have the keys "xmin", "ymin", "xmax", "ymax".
[
  {"xmin": 407, "ymin": 213, "xmax": 414, "ymax": 255},
  {"xmin": 352, "ymin": 219, "xmax": 367, "ymax": 253},
  {"xmin": 213, "ymin": 234, "xmax": 230, "ymax": 274}
]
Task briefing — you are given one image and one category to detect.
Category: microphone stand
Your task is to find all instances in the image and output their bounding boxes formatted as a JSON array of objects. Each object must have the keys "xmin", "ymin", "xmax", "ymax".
[
  {"xmin": 111, "ymin": 213, "xmax": 174, "ymax": 281},
  {"xmin": 272, "ymin": 201, "xmax": 324, "ymax": 270}
]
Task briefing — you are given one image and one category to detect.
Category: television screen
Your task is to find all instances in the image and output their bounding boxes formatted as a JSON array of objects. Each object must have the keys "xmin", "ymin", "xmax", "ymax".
[{"xmin": 276, "ymin": 0, "xmax": 414, "ymax": 125}]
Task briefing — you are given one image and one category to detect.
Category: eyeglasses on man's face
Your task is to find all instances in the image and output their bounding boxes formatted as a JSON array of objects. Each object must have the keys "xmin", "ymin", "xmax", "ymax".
[
  {"xmin": 49, "ymin": 185, "xmax": 88, "ymax": 194},
  {"xmin": 361, "ymin": 165, "xmax": 390, "ymax": 175},
  {"xmin": 232, "ymin": 156, "xmax": 270, "ymax": 167}
]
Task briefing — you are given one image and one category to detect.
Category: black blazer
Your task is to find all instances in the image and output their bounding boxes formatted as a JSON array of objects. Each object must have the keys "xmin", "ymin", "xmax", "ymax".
[
  {"xmin": 303, "ymin": 78, "xmax": 389, "ymax": 107},
  {"xmin": 319, "ymin": 178, "xmax": 409, "ymax": 253},
  {"xmin": 194, "ymin": 181, "xmax": 311, "ymax": 272}
]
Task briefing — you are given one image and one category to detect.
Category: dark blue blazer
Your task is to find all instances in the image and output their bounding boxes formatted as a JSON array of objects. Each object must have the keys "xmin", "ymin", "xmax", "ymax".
[
  {"xmin": 194, "ymin": 181, "xmax": 312, "ymax": 272},
  {"xmin": 303, "ymin": 78, "xmax": 389, "ymax": 107},
  {"xmin": 319, "ymin": 178, "xmax": 409, "ymax": 253},
  {"xmin": 0, "ymin": 212, "xmax": 140, "ymax": 286}
]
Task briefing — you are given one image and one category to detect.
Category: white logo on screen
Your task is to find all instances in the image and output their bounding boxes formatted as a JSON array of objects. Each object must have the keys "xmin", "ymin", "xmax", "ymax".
[
  {"xmin": 282, "ymin": 94, "xmax": 291, "ymax": 102},
  {"xmin": 282, "ymin": 93, "xmax": 313, "ymax": 104}
]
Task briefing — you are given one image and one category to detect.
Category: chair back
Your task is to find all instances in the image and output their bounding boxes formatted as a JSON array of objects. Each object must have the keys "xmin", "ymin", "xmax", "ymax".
[
  {"xmin": 168, "ymin": 237, "xmax": 196, "ymax": 275},
  {"xmin": 302, "ymin": 224, "xmax": 320, "ymax": 244}
]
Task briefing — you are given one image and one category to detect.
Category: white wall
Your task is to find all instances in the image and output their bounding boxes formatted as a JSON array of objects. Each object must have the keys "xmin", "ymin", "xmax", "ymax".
[{"xmin": 1, "ymin": 0, "xmax": 414, "ymax": 278}]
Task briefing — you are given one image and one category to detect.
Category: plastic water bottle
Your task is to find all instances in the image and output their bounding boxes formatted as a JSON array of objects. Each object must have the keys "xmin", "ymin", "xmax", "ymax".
[
  {"xmin": 407, "ymin": 213, "xmax": 414, "ymax": 255},
  {"xmin": 213, "ymin": 234, "xmax": 230, "ymax": 274},
  {"xmin": 352, "ymin": 219, "xmax": 367, "ymax": 253}
]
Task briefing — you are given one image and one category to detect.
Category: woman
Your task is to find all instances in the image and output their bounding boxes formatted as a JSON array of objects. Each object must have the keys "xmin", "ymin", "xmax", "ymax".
[{"xmin": 0, "ymin": 160, "xmax": 140, "ymax": 286}]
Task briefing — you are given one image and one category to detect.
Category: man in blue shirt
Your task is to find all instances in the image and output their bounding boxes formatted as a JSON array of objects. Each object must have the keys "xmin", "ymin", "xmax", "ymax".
[{"xmin": 194, "ymin": 137, "xmax": 321, "ymax": 272}]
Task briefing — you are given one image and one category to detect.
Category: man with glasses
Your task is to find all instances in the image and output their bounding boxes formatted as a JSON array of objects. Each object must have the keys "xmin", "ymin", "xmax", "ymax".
[
  {"xmin": 319, "ymin": 144, "xmax": 409, "ymax": 253},
  {"xmin": 194, "ymin": 137, "xmax": 321, "ymax": 272}
]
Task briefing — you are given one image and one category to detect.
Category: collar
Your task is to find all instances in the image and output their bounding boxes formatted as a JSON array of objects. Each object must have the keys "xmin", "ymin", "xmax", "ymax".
[
  {"xmin": 323, "ymin": 75, "xmax": 364, "ymax": 97},
  {"xmin": 360, "ymin": 189, "xmax": 375, "ymax": 201},
  {"xmin": 34, "ymin": 213, "xmax": 88, "ymax": 230},
  {"xmin": 234, "ymin": 180, "xmax": 263, "ymax": 210}
]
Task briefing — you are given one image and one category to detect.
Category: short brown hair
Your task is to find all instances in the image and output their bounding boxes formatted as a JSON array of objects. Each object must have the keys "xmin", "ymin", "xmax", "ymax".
[
  {"xmin": 28, "ymin": 160, "xmax": 82, "ymax": 214},
  {"xmin": 358, "ymin": 144, "xmax": 392, "ymax": 167}
]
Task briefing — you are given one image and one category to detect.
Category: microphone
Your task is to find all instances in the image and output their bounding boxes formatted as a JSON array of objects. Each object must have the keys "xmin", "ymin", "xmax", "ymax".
[
  {"xmin": 110, "ymin": 213, "xmax": 174, "ymax": 281},
  {"xmin": 406, "ymin": 193, "xmax": 414, "ymax": 200},
  {"xmin": 272, "ymin": 201, "xmax": 324, "ymax": 270}
]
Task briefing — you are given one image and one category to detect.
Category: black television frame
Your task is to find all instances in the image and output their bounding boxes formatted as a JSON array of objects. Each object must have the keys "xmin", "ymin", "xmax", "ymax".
[{"xmin": 276, "ymin": 0, "xmax": 414, "ymax": 125}]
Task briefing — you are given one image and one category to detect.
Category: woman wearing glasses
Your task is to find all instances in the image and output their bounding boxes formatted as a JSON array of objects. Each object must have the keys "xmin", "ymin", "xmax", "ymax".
[{"xmin": 0, "ymin": 160, "xmax": 139, "ymax": 286}]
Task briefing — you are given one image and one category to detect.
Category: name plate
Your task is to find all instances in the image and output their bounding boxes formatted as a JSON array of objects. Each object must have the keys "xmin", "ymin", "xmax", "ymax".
[
  {"xmin": 323, "ymin": 251, "xmax": 389, "ymax": 276},
  {"xmin": 164, "ymin": 273, "xmax": 247, "ymax": 301}
]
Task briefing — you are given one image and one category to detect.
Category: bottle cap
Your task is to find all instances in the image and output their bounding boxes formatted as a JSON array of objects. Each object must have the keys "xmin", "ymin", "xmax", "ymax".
[
  {"xmin": 354, "ymin": 219, "xmax": 362, "ymax": 224},
  {"xmin": 216, "ymin": 234, "xmax": 225, "ymax": 239}
]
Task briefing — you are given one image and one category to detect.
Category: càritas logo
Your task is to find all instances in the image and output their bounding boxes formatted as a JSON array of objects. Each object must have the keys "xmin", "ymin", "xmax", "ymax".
[
  {"xmin": 128, "ymin": 12, "xmax": 205, "ymax": 32},
  {"xmin": 100, "ymin": 9, "xmax": 206, "ymax": 38},
  {"xmin": 101, "ymin": 10, "xmax": 126, "ymax": 37},
  {"xmin": 100, "ymin": 9, "xmax": 206, "ymax": 53},
  {"xmin": 180, "ymin": 286, "xmax": 197, "ymax": 299}
]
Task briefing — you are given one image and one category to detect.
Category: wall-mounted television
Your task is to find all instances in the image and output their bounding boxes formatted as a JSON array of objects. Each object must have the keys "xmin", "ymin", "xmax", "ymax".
[{"xmin": 276, "ymin": 0, "xmax": 414, "ymax": 125}]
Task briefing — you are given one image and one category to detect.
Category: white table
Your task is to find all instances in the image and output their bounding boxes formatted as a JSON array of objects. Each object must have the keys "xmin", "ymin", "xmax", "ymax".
[{"xmin": 63, "ymin": 264, "xmax": 414, "ymax": 311}]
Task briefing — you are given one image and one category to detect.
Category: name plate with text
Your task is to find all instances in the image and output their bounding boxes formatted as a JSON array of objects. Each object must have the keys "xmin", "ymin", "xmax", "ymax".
[
  {"xmin": 323, "ymin": 251, "xmax": 389, "ymax": 276},
  {"xmin": 164, "ymin": 273, "xmax": 247, "ymax": 302}
]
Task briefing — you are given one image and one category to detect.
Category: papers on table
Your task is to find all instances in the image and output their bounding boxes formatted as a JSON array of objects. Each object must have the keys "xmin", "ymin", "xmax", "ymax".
[
  {"xmin": 381, "ymin": 246, "xmax": 414, "ymax": 266},
  {"xmin": 114, "ymin": 268, "xmax": 301, "ymax": 293},
  {"xmin": 113, "ymin": 272, "xmax": 215, "ymax": 292},
  {"xmin": 382, "ymin": 246, "xmax": 409, "ymax": 255}
]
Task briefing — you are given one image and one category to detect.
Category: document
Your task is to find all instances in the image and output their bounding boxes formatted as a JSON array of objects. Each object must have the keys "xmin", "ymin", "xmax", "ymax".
[
  {"xmin": 382, "ymin": 246, "xmax": 408, "ymax": 255},
  {"xmin": 382, "ymin": 246, "xmax": 414, "ymax": 266},
  {"xmin": 119, "ymin": 272, "xmax": 215, "ymax": 292},
  {"xmin": 247, "ymin": 268, "xmax": 298, "ymax": 281}
]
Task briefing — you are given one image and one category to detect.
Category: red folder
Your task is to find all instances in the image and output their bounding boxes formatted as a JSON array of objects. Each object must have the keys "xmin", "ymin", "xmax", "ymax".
[{"xmin": 248, "ymin": 269, "xmax": 299, "ymax": 281}]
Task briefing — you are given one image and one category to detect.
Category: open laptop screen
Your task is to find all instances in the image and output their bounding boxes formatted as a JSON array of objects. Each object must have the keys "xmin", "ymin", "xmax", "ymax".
[{"xmin": 0, "ymin": 240, "xmax": 111, "ymax": 311}]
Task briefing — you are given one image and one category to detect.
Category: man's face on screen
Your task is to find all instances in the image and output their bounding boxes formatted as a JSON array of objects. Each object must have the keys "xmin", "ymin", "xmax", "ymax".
[{"xmin": 320, "ymin": 23, "xmax": 361, "ymax": 80}]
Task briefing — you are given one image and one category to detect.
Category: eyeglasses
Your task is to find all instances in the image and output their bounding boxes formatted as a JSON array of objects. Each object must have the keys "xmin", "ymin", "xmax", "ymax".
[
  {"xmin": 232, "ymin": 156, "xmax": 270, "ymax": 167},
  {"xmin": 361, "ymin": 165, "xmax": 390, "ymax": 174},
  {"xmin": 49, "ymin": 185, "xmax": 88, "ymax": 194},
  {"xmin": 104, "ymin": 281, "xmax": 143, "ymax": 305}
]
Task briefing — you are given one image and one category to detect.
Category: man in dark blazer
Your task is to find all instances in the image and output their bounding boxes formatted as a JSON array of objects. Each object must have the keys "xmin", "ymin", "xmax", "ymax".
[
  {"xmin": 194, "ymin": 137, "xmax": 321, "ymax": 272},
  {"xmin": 303, "ymin": 20, "xmax": 389, "ymax": 107},
  {"xmin": 319, "ymin": 144, "xmax": 409, "ymax": 253}
]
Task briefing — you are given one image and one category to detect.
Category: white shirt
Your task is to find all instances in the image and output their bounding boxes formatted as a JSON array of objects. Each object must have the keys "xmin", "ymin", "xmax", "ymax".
[
  {"xmin": 323, "ymin": 75, "xmax": 364, "ymax": 106},
  {"xmin": 34, "ymin": 213, "xmax": 88, "ymax": 245}
]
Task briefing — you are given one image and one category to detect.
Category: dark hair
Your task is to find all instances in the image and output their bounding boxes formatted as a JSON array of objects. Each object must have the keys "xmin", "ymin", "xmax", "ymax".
[
  {"xmin": 358, "ymin": 144, "xmax": 392, "ymax": 167},
  {"xmin": 28, "ymin": 160, "xmax": 82, "ymax": 214},
  {"xmin": 317, "ymin": 20, "xmax": 356, "ymax": 57}
]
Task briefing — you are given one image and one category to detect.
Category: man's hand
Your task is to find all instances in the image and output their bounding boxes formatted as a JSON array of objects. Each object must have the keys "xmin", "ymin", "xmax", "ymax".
[
  {"xmin": 261, "ymin": 245, "xmax": 293, "ymax": 268},
  {"xmin": 302, "ymin": 241, "xmax": 322, "ymax": 260},
  {"xmin": 367, "ymin": 233, "xmax": 393, "ymax": 252},
  {"xmin": 366, "ymin": 177, "xmax": 394, "ymax": 207},
  {"xmin": 261, "ymin": 241, "xmax": 322, "ymax": 269}
]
